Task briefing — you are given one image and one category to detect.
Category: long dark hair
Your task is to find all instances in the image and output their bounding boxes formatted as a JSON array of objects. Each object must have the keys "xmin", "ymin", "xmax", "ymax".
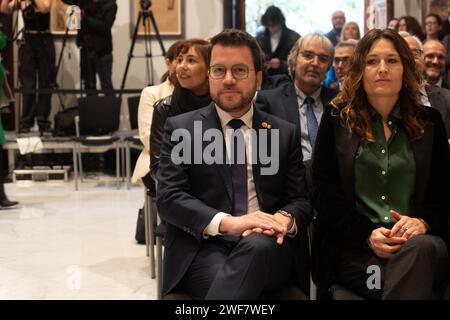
[{"xmin": 331, "ymin": 28, "xmax": 426, "ymax": 143}]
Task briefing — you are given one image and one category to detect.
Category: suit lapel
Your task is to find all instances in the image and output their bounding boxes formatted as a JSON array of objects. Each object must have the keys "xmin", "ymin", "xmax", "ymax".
[
  {"xmin": 284, "ymin": 84, "xmax": 301, "ymax": 130},
  {"xmin": 426, "ymin": 86, "xmax": 449, "ymax": 122},
  {"xmin": 410, "ymin": 121, "xmax": 434, "ymax": 210},
  {"xmin": 251, "ymin": 110, "xmax": 263, "ymax": 204},
  {"xmin": 334, "ymin": 121, "xmax": 359, "ymax": 203},
  {"xmin": 200, "ymin": 104, "xmax": 233, "ymax": 201}
]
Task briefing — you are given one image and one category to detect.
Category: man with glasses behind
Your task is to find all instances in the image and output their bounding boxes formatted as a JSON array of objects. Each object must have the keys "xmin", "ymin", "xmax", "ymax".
[
  {"xmin": 255, "ymin": 34, "xmax": 338, "ymax": 189},
  {"xmin": 400, "ymin": 32, "xmax": 450, "ymax": 142},
  {"xmin": 156, "ymin": 29, "xmax": 311, "ymax": 299},
  {"xmin": 333, "ymin": 39, "xmax": 357, "ymax": 90}
]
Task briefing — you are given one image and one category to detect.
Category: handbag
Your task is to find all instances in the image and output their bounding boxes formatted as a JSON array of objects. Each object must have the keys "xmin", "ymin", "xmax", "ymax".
[{"xmin": 53, "ymin": 106, "xmax": 79, "ymax": 136}]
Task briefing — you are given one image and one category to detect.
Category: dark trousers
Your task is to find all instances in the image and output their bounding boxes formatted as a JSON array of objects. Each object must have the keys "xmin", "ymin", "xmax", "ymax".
[
  {"xmin": 337, "ymin": 235, "xmax": 448, "ymax": 299},
  {"xmin": 181, "ymin": 233, "xmax": 295, "ymax": 300},
  {"xmin": 19, "ymin": 34, "xmax": 55, "ymax": 129},
  {"xmin": 80, "ymin": 48, "xmax": 113, "ymax": 95},
  {"xmin": 0, "ymin": 145, "xmax": 6, "ymax": 201}
]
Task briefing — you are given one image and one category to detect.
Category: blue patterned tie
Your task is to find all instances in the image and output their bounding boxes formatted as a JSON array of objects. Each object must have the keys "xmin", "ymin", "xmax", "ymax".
[
  {"xmin": 305, "ymin": 96, "xmax": 318, "ymax": 151},
  {"xmin": 228, "ymin": 119, "xmax": 247, "ymax": 216}
]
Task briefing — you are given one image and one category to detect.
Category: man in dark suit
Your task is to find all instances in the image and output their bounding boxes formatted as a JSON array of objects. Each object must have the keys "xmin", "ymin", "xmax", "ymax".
[
  {"xmin": 255, "ymin": 33, "xmax": 338, "ymax": 187},
  {"xmin": 156, "ymin": 29, "xmax": 311, "ymax": 300}
]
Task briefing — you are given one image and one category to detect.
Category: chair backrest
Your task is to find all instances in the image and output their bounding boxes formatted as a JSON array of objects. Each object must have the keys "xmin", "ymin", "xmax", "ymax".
[
  {"xmin": 127, "ymin": 96, "xmax": 140, "ymax": 130},
  {"xmin": 77, "ymin": 96, "xmax": 122, "ymax": 135}
]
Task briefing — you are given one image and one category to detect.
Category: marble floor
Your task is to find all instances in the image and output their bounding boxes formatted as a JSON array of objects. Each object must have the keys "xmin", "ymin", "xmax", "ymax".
[{"xmin": 0, "ymin": 175, "xmax": 157, "ymax": 300}]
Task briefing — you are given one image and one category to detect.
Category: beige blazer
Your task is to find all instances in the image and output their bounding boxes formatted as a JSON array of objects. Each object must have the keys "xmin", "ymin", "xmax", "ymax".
[{"xmin": 132, "ymin": 80, "xmax": 174, "ymax": 183}]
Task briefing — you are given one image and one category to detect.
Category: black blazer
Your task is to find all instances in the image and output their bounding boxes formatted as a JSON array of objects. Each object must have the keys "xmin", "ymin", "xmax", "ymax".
[
  {"xmin": 311, "ymin": 106, "xmax": 450, "ymax": 291},
  {"xmin": 255, "ymin": 83, "xmax": 338, "ymax": 145},
  {"xmin": 256, "ymin": 26, "xmax": 300, "ymax": 76},
  {"xmin": 426, "ymin": 85, "xmax": 450, "ymax": 138},
  {"xmin": 156, "ymin": 103, "xmax": 312, "ymax": 296}
]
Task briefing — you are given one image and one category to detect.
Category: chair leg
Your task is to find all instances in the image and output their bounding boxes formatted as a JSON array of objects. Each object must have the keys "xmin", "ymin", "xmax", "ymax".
[
  {"xmin": 148, "ymin": 196, "xmax": 156, "ymax": 279},
  {"xmin": 73, "ymin": 143, "xmax": 79, "ymax": 191},
  {"xmin": 144, "ymin": 189, "xmax": 150, "ymax": 257},
  {"xmin": 78, "ymin": 146, "xmax": 84, "ymax": 183},
  {"xmin": 121, "ymin": 142, "xmax": 125, "ymax": 182},
  {"xmin": 156, "ymin": 236, "xmax": 163, "ymax": 300},
  {"xmin": 126, "ymin": 142, "xmax": 131, "ymax": 190},
  {"xmin": 115, "ymin": 143, "xmax": 120, "ymax": 189}
]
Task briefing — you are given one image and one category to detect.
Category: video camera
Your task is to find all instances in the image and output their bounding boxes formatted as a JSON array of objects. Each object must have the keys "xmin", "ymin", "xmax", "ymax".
[{"xmin": 140, "ymin": 0, "xmax": 152, "ymax": 11}]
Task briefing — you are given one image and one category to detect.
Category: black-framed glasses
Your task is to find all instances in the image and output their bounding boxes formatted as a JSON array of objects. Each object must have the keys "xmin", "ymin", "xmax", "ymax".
[
  {"xmin": 334, "ymin": 56, "xmax": 351, "ymax": 66},
  {"xmin": 300, "ymin": 51, "xmax": 332, "ymax": 64},
  {"xmin": 209, "ymin": 64, "xmax": 254, "ymax": 80}
]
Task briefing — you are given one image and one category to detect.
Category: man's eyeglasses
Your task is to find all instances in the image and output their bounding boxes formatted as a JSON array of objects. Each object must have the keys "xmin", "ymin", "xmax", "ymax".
[
  {"xmin": 334, "ymin": 56, "xmax": 351, "ymax": 66},
  {"xmin": 410, "ymin": 49, "xmax": 423, "ymax": 58},
  {"xmin": 300, "ymin": 51, "xmax": 332, "ymax": 64},
  {"xmin": 209, "ymin": 64, "xmax": 254, "ymax": 80}
]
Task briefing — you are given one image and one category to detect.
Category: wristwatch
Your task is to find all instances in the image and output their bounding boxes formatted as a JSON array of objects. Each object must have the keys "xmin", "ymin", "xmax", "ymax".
[
  {"xmin": 277, "ymin": 210, "xmax": 294, "ymax": 230},
  {"xmin": 277, "ymin": 210, "xmax": 293, "ymax": 219}
]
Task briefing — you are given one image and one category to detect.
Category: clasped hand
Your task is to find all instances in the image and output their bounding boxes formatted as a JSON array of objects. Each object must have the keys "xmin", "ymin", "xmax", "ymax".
[
  {"xmin": 368, "ymin": 210, "xmax": 427, "ymax": 258},
  {"xmin": 219, "ymin": 211, "xmax": 291, "ymax": 245}
]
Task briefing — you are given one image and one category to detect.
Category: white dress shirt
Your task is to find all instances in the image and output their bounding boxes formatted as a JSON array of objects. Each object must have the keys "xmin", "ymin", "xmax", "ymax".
[{"xmin": 270, "ymin": 30, "xmax": 282, "ymax": 53}]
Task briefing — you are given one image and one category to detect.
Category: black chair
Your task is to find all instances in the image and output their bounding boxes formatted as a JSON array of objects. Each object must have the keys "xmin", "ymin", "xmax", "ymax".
[
  {"xmin": 125, "ymin": 96, "xmax": 144, "ymax": 189},
  {"xmin": 73, "ymin": 96, "xmax": 122, "ymax": 190}
]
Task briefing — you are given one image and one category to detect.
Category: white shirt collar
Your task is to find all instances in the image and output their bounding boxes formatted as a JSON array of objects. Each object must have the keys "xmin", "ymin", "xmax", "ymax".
[
  {"xmin": 294, "ymin": 85, "xmax": 322, "ymax": 104},
  {"xmin": 215, "ymin": 104, "xmax": 253, "ymax": 130}
]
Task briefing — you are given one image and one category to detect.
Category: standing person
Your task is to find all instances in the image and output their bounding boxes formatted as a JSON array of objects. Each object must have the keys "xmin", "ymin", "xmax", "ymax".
[
  {"xmin": 325, "ymin": 10, "xmax": 346, "ymax": 46},
  {"xmin": 0, "ymin": 30, "xmax": 18, "ymax": 208},
  {"xmin": 256, "ymin": 5, "xmax": 300, "ymax": 78},
  {"xmin": 312, "ymin": 28, "xmax": 449, "ymax": 300},
  {"xmin": 0, "ymin": 0, "xmax": 55, "ymax": 134},
  {"xmin": 131, "ymin": 40, "xmax": 183, "ymax": 188},
  {"xmin": 76, "ymin": 0, "xmax": 117, "ymax": 95},
  {"xmin": 156, "ymin": 29, "xmax": 311, "ymax": 299},
  {"xmin": 255, "ymin": 33, "xmax": 338, "ymax": 189}
]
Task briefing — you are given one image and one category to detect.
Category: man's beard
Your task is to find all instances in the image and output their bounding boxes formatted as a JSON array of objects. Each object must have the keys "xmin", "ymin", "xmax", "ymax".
[{"xmin": 212, "ymin": 86, "xmax": 256, "ymax": 114}]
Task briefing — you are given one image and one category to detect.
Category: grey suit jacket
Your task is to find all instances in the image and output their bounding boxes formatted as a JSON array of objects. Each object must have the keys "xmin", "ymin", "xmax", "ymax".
[{"xmin": 426, "ymin": 85, "xmax": 450, "ymax": 138}]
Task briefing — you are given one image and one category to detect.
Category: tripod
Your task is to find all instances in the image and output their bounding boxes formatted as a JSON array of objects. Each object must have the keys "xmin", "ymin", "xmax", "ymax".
[{"xmin": 119, "ymin": 7, "xmax": 166, "ymax": 99}]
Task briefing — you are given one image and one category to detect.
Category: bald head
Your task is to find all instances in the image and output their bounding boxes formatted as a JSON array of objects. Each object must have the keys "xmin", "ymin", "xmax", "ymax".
[
  {"xmin": 423, "ymin": 39, "xmax": 446, "ymax": 85},
  {"xmin": 331, "ymin": 10, "xmax": 346, "ymax": 30}
]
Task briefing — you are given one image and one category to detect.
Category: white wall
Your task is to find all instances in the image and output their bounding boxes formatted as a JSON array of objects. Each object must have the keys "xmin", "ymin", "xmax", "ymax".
[
  {"xmin": 53, "ymin": 0, "xmax": 224, "ymax": 126},
  {"xmin": 394, "ymin": 0, "xmax": 427, "ymax": 22}
]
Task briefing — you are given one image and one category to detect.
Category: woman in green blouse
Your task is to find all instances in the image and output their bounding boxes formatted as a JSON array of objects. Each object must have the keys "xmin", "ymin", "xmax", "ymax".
[
  {"xmin": 312, "ymin": 29, "xmax": 449, "ymax": 299},
  {"xmin": 0, "ymin": 30, "xmax": 18, "ymax": 208}
]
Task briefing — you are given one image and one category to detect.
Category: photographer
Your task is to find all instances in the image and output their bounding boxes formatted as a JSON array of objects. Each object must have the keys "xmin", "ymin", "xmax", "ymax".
[
  {"xmin": 0, "ymin": 0, "xmax": 55, "ymax": 134},
  {"xmin": 66, "ymin": 0, "xmax": 117, "ymax": 95}
]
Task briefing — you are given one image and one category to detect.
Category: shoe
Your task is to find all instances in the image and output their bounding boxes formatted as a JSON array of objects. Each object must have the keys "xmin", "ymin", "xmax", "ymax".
[
  {"xmin": 39, "ymin": 126, "xmax": 53, "ymax": 137},
  {"xmin": 0, "ymin": 199, "xmax": 19, "ymax": 208}
]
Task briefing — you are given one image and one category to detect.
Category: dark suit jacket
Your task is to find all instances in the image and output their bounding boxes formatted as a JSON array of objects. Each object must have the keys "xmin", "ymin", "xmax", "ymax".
[
  {"xmin": 156, "ymin": 103, "xmax": 312, "ymax": 296},
  {"xmin": 426, "ymin": 85, "xmax": 450, "ymax": 138},
  {"xmin": 325, "ymin": 28, "xmax": 340, "ymax": 46},
  {"xmin": 254, "ymin": 83, "xmax": 339, "ymax": 147},
  {"xmin": 311, "ymin": 105, "xmax": 450, "ymax": 292}
]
